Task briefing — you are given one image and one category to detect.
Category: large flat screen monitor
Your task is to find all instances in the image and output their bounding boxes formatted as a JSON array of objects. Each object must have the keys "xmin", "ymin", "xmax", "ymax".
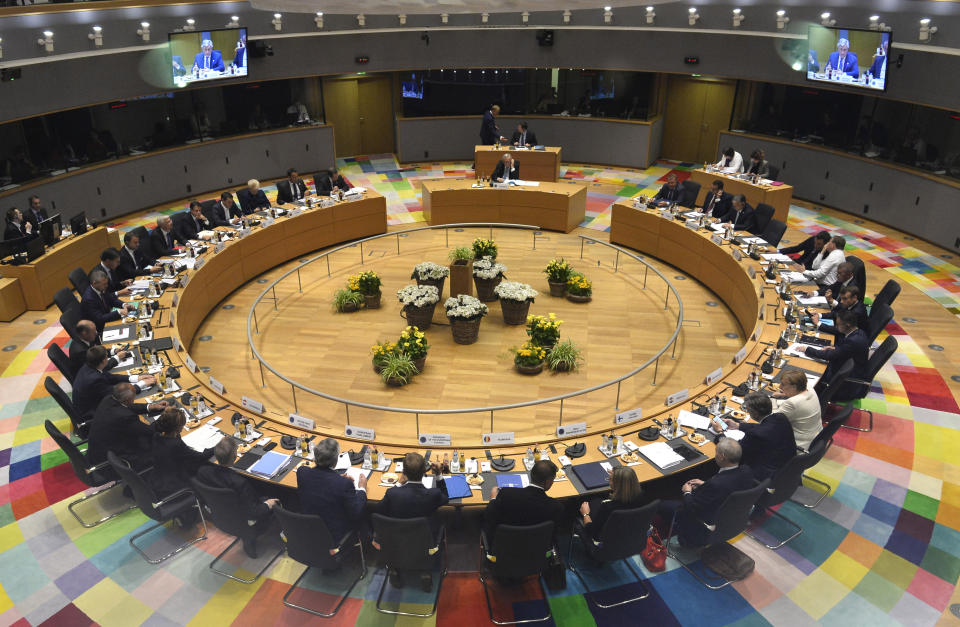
[
  {"xmin": 169, "ymin": 27, "xmax": 248, "ymax": 87},
  {"xmin": 69, "ymin": 211, "xmax": 87, "ymax": 236},
  {"xmin": 806, "ymin": 25, "xmax": 891, "ymax": 92},
  {"xmin": 39, "ymin": 214, "xmax": 62, "ymax": 246}
]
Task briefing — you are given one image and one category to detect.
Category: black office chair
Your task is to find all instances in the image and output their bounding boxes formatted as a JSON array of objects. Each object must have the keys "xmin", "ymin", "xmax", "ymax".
[
  {"xmin": 667, "ymin": 479, "xmax": 770, "ymax": 589},
  {"xmin": 829, "ymin": 335, "xmax": 898, "ymax": 433},
  {"xmin": 47, "ymin": 343, "xmax": 76, "ymax": 384},
  {"xmin": 767, "ymin": 164, "xmax": 780, "ymax": 180},
  {"xmin": 480, "ymin": 521, "xmax": 555, "ymax": 624},
  {"xmin": 107, "ymin": 451, "xmax": 207, "ymax": 564},
  {"xmin": 845, "ymin": 255, "xmax": 867, "ymax": 302},
  {"xmin": 199, "ymin": 199, "xmax": 217, "ymax": 216},
  {"xmin": 746, "ymin": 443, "xmax": 827, "ymax": 549},
  {"xmin": 59, "ymin": 309, "xmax": 83, "ymax": 344},
  {"xmin": 751, "ymin": 203, "xmax": 775, "ymax": 236},
  {"xmin": 189, "ymin": 477, "xmax": 284, "ymax": 584},
  {"xmin": 800, "ymin": 405, "xmax": 853, "ymax": 508},
  {"xmin": 44, "ymin": 375, "xmax": 90, "ymax": 437},
  {"xmin": 865, "ymin": 302, "xmax": 894, "ymax": 345},
  {"xmin": 871, "ymin": 279, "xmax": 901, "ymax": 311},
  {"xmin": 760, "ymin": 218, "xmax": 787, "ymax": 247},
  {"xmin": 54, "ymin": 287, "xmax": 79, "ymax": 315},
  {"xmin": 274, "ymin": 504, "xmax": 366, "ymax": 617},
  {"xmin": 130, "ymin": 226, "xmax": 150, "ymax": 248},
  {"xmin": 45, "ymin": 419, "xmax": 136, "ymax": 528},
  {"xmin": 680, "ymin": 180, "xmax": 701, "ymax": 208},
  {"xmin": 815, "ymin": 358, "xmax": 855, "ymax": 415},
  {"xmin": 568, "ymin": 501, "xmax": 660, "ymax": 608},
  {"xmin": 371, "ymin": 514, "xmax": 447, "ymax": 618},
  {"xmin": 69, "ymin": 266, "xmax": 90, "ymax": 296}
]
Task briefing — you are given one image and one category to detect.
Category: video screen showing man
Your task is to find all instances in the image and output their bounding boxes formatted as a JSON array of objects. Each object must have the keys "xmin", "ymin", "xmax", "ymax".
[
  {"xmin": 807, "ymin": 27, "xmax": 888, "ymax": 89},
  {"xmin": 170, "ymin": 29, "xmax": 247, "ymax": 85},
  {"xmin": 193, "ymin": 39, "xmax": 224, "ymax": 73},
  {"xmin": 827, "ymin": 38, "xmax": 858, "ymax": 78}
]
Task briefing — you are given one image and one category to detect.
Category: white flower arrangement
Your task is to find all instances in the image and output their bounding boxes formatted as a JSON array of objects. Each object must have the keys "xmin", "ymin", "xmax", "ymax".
[
  {"xmin": 495, "ymin": 281, "xmax": 538, "ymax": 302},
  {"xmin": 473, "ymin": 256, "xmax": 507, "ymax": 280},
  {"xmin": 412, "ymin": 261, "xmax": 450, "ymax": 280},
  {"xmin": 397, "ymin": 284, "xmax": 440, "ymax": 307},
  {"xmin": 444, "ymin": 294, "xmax": 489, "ymax": 320}
]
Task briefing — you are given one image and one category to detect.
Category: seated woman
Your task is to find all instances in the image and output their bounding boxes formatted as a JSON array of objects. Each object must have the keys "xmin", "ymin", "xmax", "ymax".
[
  {"xmin": 150, "ymin": 407, "xmax": 217, "ymax": 499},
  {"xmin": 772, "ymin": 370, "xmax": 822, "ymax": 451},
  {"xmin": 578, "ymin": 466, "xmax": 650, "ymax": 541}
]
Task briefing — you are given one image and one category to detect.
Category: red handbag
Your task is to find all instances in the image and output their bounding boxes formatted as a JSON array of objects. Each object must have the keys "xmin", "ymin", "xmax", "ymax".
[{"xmin": 641, "ymin": 528, "xmax": 667, "ymax": 572}]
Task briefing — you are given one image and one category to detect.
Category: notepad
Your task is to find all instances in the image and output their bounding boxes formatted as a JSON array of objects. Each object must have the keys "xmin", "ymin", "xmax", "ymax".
[
  {"xmin": 182, "ymin": 424, "xmax": 223, "ymax": 452},
  {"xmin": 248, "ymin": 451, "xmax": 291, "ymax": 478},
  {"xmin": 443, "ymin": 475, "xmax": 472, "ymax": 499},
  {"xmin": 638, "ymin": 442, "xmax": 685, "ymax": 470},
  {"xmin": 496, "ymin": 474, "xmax": 528, "ymax": 489},
  {"xmin": 678, "ymin": 409, "xmax": 711, "ymax": 430}
]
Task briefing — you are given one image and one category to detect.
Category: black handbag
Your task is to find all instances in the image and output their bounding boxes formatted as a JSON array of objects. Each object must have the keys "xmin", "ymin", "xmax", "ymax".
[{"xmin": 543, "ymin": 548, "xmax": 566, "ymax": 591}]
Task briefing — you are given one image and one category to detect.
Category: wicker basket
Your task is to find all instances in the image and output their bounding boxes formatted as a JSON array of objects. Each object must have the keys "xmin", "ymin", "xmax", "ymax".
[
  {"xmin": 364, "ymin": 292, "xmax": 382, "ymax": 309},
  {"xmin": 416, "ymin": 276, "xmax": 446, "ymax": 299},
  {"xmin": 474, "ymin": 276, "xmax": 502, "ymax": 302},
  {"xmin": 515, "ymin": 361, "xmax": 545, "ymax": 375},
  {"xmin": 404, "ymin": 302, "xmax": 437, "ymax": 330},
  {"xmin": 500, "ymin": 298, "xmax": 532, "ymax": 325},
  {"xmin": 566, "ymin": 293, "xmax": 592, "ymax": 303},
  {"xmin": 548, "ymin": 281, "xmax": 567, "ymax": 297},
  {"xmin": 413, "ymin": 356, "xmax": 426, "ymax": 373},
  {"xmin": 337, "ymin": 301, "xmax": 360, "ymax": 312},
  {"xmin": 449, "ymin": 317, "xmax": 482, "ymax": 345}
]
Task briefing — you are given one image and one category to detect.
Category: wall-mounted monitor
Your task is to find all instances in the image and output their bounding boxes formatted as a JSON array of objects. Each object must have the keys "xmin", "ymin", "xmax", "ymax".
[
  {"xmin": 169, "ymin": 27, "xmax": 248, "ymax": 87},
  {"xmin": 806, "ymin": 25, "xmax": 891, "ymax": 92}
]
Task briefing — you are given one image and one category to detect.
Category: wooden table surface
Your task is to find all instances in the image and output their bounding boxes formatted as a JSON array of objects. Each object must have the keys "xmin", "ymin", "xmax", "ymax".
[
  {"xmin": 474, "ymin": 145, "xmax": 562, "ymax": 182},
  {"xmin": 688, "ymin": 168, "xmax": 793, "ymax": 223}
]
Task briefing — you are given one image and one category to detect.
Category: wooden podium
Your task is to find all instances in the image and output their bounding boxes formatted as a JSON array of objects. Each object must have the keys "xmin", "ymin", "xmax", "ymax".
[{"xmin": 474, "ymin": 146, "xmax": 561, "ymax": 182}]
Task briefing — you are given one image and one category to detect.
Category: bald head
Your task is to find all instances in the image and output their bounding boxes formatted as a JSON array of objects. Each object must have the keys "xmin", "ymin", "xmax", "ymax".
[
  {"xmin": 112, "ymin": 383, "xmax": 137, "ymax": 405},
  {"xmin": 77, "ymin": 320, "xmax": 97, "ymax": 341}
]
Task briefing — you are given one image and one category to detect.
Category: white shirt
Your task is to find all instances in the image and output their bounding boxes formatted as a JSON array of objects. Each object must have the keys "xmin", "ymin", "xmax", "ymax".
[
  {"xmin": 805, "ymin": 248, "xmax": 845, "ymax": 284},
  {"xmin": 715, "ymin": 151, "xmax": 744, "ymax": 174},
  {"xmin": 773, "ymin": 389, "xmax": 823, "ymax": 450}
]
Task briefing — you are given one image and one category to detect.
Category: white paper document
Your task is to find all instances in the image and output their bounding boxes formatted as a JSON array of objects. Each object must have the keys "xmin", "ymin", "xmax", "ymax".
[
  {"xmin": 102, "ymin": 327, "xmax": 130, "ymax": 342},
  {"xmin": 677, "ymin": 410, "xmax": 711, "ymax": 430},
  {"xmin": 335, "ymin": 452, "xmax": 351, "ymax": 471},
  {"xmin": 761, "ymin": 253, "xmax": 792, "ymax": 262},
  {"xmin": 344, "ymin": 467, "xmax": 372, "ymax": 485},
  {"xmin": 182, "ymin": 424, "xmax": 223, "ymax": 452},
  {"xmin": 783, "ymin": 271, "xmax": 808, "ymax": 282},
  {"xmin": 638, "ymin": 442, "xmax": 685, "ymax": 469},
  {"xmin": 797, "ymin": 295, "xmax": 828, "ymax": 306},
  {"xmin": 724, "ymin": 429, "xmax": 746, "ymax": 441},
  {"xmin": 114, "ymin": 354, "xmax": 135, "ymax": 369}
]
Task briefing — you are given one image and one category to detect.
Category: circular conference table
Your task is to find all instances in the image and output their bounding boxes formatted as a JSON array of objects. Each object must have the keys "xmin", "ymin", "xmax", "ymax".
[{"xmin": 101, "ymin": 187, "xmax": 826, "ymax": 505}]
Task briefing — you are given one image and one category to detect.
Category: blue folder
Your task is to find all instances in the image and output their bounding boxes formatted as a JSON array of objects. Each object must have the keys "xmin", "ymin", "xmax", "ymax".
[
  {"xmin": 248, "ymin": 451, "xmax": 290, "ymax": 478},
  {"xmin": 496, "ymin": 474, "xmax": 525, "ymax": 489},
  {"xmin": 444, "ymin": 474, "xmax": 472, "ymax": 499}
]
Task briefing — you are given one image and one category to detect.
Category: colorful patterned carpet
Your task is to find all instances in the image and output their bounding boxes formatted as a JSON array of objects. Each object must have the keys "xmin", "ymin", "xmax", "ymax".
[{"xmin": 2, "ymin": 159, "xmax": 959, "ymax": 625}]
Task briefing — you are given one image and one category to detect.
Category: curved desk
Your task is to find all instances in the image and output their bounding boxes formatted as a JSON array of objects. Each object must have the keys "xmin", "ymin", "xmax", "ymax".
[{"xmin": 474, "ymin": 146, "xmax": 562, "ymax": 182}]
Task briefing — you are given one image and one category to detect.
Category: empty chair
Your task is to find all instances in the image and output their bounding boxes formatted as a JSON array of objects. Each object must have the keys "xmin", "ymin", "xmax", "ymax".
[
  {"xmin": 568, "ymin": 501, "xmax": 660, "ymax": 608},
  {"xmin": 845, "ymin": 255, "xmax": 867, "ymax": 302},
  {"xmin": 751, "ymin": 203, "xmax": 775, "ymax": 236},
  {"xmin": 760, "ymin": 218, "xmax": 787, "ymax": 247},
  {"xmin": 44, "ymin": 375, "xmax": 89, "ymax": 437},
  {"xmin": 680, "ymin": 180, "xmax": 701, "ymax": 208},
  {"xmin": 189, "ymin": 477, "xmax": 284, "ymax": 584},
  {"xmin": 830, "ymin": 335, "xmax": 898, "ymax": 433},
  {"xmin": 480, "ymin": 521, "xmax": 555, "ymax": 624},
  {"xmin": 746, "ymin": 442, "xmax": 827, "ymax": 549},
  {"xmin": 800, "ymin": 405, "xmax": 853, "ymax": 508},
  {"xmin": 69, "ymin": 267, "xmax": 90, "ymax": 295},
  {"xmin": 767, "ymin": 164, "xmax": 780, "ymax": 180},
  {"xmin": 865, "ymin": 302, "xmax": 894, "ymax": 345},
  {"xmin": 371, "ymin": 514, "xmax": 447, "ymax": 618},
  {"xmin": 107, "ymin": 451, "xmax": 207, "ymax": 564},
  {"xmin": 45, "ymin": 419, "xmax": 136, "ymax": 528},
  {"xmin": 54, "ymin": 287, "xmax": 79, "ymax": 315},
  {"xmin": 199, "ymin": 199, "xmax": 218, "ymax": 216},
  {"xmin": 274, "ymin": 504, "xmax": 365, "ymax": 617},
  {"xmin": 871, "ymin": 279, "xmax": 901, "ymax": 311},
  {"xmin": 816, "ymin": 358, "xmax": 855, "ymax": 415},
  {"xmin": 47, "ymin": 343, "xmax": 77, "ymax": 384}
]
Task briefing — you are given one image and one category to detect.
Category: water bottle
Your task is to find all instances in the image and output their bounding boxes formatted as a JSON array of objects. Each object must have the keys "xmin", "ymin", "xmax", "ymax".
[
  {"xmin": 363, "ymin": 447, "xmax": 372, "ymax": 469},
  {"xmin": 526, "ymin": 447, "xmax": 534, "ymax": 464},
  {"xmin": 451, "ymin": 451, "xmax": 460, "ymax": 473}
]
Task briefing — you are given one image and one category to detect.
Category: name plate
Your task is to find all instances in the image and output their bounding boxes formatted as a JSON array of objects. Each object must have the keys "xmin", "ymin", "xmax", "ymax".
[
  {"xmin": 261, "ymin": 218, "xmax": 275, "ymax": 228},
  {"xmin": 759, "ymin": 284, "xmax": 764, "ymax": 299},
  {"xmin": 345, "ymin": 425, "xmax": 375, "ymax": 441},
  {"xmin": 759, "ymin": 306, "xmax": 765, "ymax": 320},
  {"xmin": 704, "ymin": 367, "xmax": 723, "ymax": 385},
  {"xmin": 482, "ymin": 432, "xmax": 515, "ymax": 445},
  {"xmin": 241, "ymin": 396, "xmax": 264, "ymax": 413},
  {"xmin": 214, "ymin": 242, "xmax": 225, "ymax": 254},
  {"xmin": 711, "ymin": 234, "xmax": 723, "ymax": 246},
  {"xmin": 180, "ymin": 275, "xmax": 190, "ymax": 287},
  {"xmin": 665, "ymin": 389, "xmax": 690, "ymax": 405},
  {"xmin": 238, "ymin": 228, "xmax": 251, "ymax": 239},
  {"xmin": 685, "ymin": 219, "xmax": 699, "ymax": 230},
  {"xmin": 184, "ymin": 354, "xmax": 197, "ymax": 373},
  {"xmin": 748, "ymin": 266, "xmax": 757, "ymax": 279},
  {"xmin": 734, "ymin": 346, "xmax": 748, "ymax": 364},
  {"xmin": 195, "ymin": 257, "xmax": 205, "ymax": 270},
  {"xmin": 208, "ymin": 375, "xmax": 225, "ymax": 395},
  {"xmin": 168, "ymin": 312, "xmax": 176, "ymax": 328},
  {"xmin": 732, "ymin": 249, "xmax": 743, "ymax": 261},
  {"xmin": 557, "ymin": 421, "xmax": 587, "ymax": 437},
  {"xmin": 288, "ymin": 209, "xmax": 302, "ymax": 218},
  {"xmin": 419, "ymin": 433, "xmax": 451, "ymax": 446},
  {"xmin": 615, "ymin": 408, "xmax": 643, "ymax": 425},
  {"xmin": 172, "ymin": 336, "xmax": 182, "ymax": 351},
  {"xmin": 320, "ymin": 199, "xmax": 335, "ymax": 208},
  {"xmin": 172, "ymin": 292, "xmax": 179, "ymax": 307},
  {"xmin": 752, "ymin": 326, "xmax": 761, "ymax": 341}
]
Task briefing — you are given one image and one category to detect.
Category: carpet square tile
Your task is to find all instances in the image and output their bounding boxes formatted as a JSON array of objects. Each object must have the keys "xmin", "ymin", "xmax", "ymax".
[
  {"xmin": 871, "ymin": 550, "xmax": 919, "ymax": 589},
  {"xmin": 818, "ymin": 591, "xmax": 901, "ymax": 627},
  {"xmin": 836, "ymin": 532, "xmax": 884, "ymax": 569},
  {"xmin": 906, "ymin": 566, "xmax": 956, "ymax": 611},
  {"xmin": 819, "ymin": 551, "xmax": 869, "ymax": 590},
  {"xmin": 884, "ymin": 529, "xmax": 929, "ymax": 565},
  {"xmin": 17, "ymin": 582, "xmax": 69, "ymax": 626},
  {"xmin": 918, "ymin": 544, "xmax": 960, "ymax": 585},
  {"xmin": 871, "ymin": 478, "xmax": 908, "ymax": 507},
  {"xmin": 786, "ymin": 569, "xmax": 849, "ymax": 620},
  {"xmin": 851, "ymin": 571, "xmax": 904, "ymax": 613},
  {"xmin": 863, "ymin": 495, "xmax": 903, "ymax": 527},
  {"xmin": 929, "ymin": 522, "xmax": 960, "ymax": 557},
  {"xmin": 888, "ymin": 591, "xmax": 945, "ymax": 627},
  {"xmin": 894, "ymin": 508, "xmax": 936, "ymax": 541}
]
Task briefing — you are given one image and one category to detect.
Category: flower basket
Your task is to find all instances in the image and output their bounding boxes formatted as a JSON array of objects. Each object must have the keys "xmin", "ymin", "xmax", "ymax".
[
  {"xmin": 385, "ymin": 376, "xmax": 407, "ymax": 387},
  {"xmin": 450, "ymin": 317, "xmax": 482, "ymax": 344},
  {"xmin": 445, "ymin": 295, "xmax": 488, "ymax": 345},
  {"xmin": 413, "ymin": 356, "xmax": 426, "ymax": 372},
  {"xmin": 338, "ymin": 301, "xmax": 360, "ymax": 312},
  {"xmin": 548, "ymin": 281, "xmax": 567, "ymax": 297},
  {"xmin": 513, "ymin": 341, "xmax": 547, "ymax": 374},
  {"xmin": 412, "ymin": 262, "xmax": 449, "ymax": 299},
  {"xmin": 404, "ymin": 302, "xmax": 437, "ymax": 330},
  {"xmin": 397, "ymin": 285, "xmax": 440, "ymax": 330},
  {"xmin": 500, "ymin": 298, "xmax": 533, "ymax": 325},
  {"xmin": 566, "ymin": 293, "xmax": 592, "ymax": 303},
  {"xmin": 416, "ymin": 276, "xmax": 445, "ymax": 297},
  {"xmin": 373, "ymin": 360, "xmax": 384, "ymax": 374},
  {"xmin": 515, "ymin": 361, "xmax": 544, "ymax": 375},
  {"xmin": 472, "ymin": 256, "xmax": 507, "ymax": 302},
  {"xmin": 474, "ymin": 276, "xmax": 502, "ymax": 302},
  {"xmin": 364, "ymin": 292, "xmax": 382, "ymax": 309}
]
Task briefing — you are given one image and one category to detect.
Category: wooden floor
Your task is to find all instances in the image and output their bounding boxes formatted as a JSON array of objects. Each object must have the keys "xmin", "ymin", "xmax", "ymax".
[{"xmin": 188, "ymin": 226, "xmax": 743, "ymax": 444}]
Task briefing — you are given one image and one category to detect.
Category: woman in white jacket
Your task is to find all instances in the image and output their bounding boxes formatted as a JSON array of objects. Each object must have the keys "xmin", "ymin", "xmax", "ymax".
[{"xmin": 773, "ymin": 370, "xmax": 823, "ymax": 451}]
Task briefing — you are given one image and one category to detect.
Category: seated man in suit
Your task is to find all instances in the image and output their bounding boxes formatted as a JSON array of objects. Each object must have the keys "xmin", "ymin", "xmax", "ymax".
[
  {"xmin": 68, "ymin": 319, "xmax": 130, "ymax": 376},
  {"xmin": 714, "ymin": 146, "xmax": 744, "ymax": 173},
  {"xmin": 721, "ymin": 194, "xmax": 757, "ymax": 232},
  {"xmin": 171, "ymin": 55, "xmax": 188, "ymax": 77},
  {"xmin": 87, "ymin": 383, "xmax": 166, "ymax": 469},
  {"xmin": 4, "ymin": 207, "xmax": 36, "ymax": 241},
  {"xmin": 93, "ymin": 248, "xmax": 132, "ymax": 296},
  {"xmin": 276, "ymin": 168, "xmax": 309, "ymax": 205},
  {"xmin": 117, "ymin": 232, "xmax": 154, "ymax": 281},
  {"xmin": 771, "ymin": 370, "xmax": 822, "ymax": 451},
  {"xmin": 377, "ymin": 452, "xmax": 448, "ymax": 590},
  {"xmin": 779, "ymin": 231, "xmax": 830, "ymax": 270},
  {"xmin": 315, "ymin": 168, "xmax": 351, "ymax": 196},
  {"xmin": 701, "ymin": 180, "xmax": 733, "ymax": 219},
  {"xmin": 721, "ymin": 392, "xmax": 796, "ymax": 481},
  {"xmin": 483, "ymin": 460, "xmax": 563, "ymax": 551},
  {"xmin": 73, "ymin": 346, "xmax": 155, "ymax": 422},
  {"xmin": 205, "ymin": 192, "xmax": 242, "ymax": 227},
  {"xmin": 744, "ymin": 149, "xmax": 770, "ymax": 178},
  {"xmin": 867, "ymin": 39, "xmax": 888, "ymax": 82},
  {"xmin": 803, "ymin": 235, "xmax": 846, "ymax": 289},
  {"xmin": 510, "ymin": 121, "xmax": 538, "ymax": 148},
  {"xmin": 233, "ymin": 33, "xmax": 248, "ymax": 71},
  {"xmin": 652, "ymin": 173, "xmax": 684, "ymax": 206},
  {"xmin": 827, "ymin": 38, "xmax": 859, "ymax": 78},
  {"xmin": 81, "ymin": 270, "xmax": 135, "ymax": 333},
  {"xmin": 492, "ymin": 153, "xmax": 520, "ymax": 183},
  {"xmin": 173, "ymin": 201, "xmax": 211, "ymax": 243},
  {"xmin": 806, "ymin": 310, "xmax": 870, "ymax": 402},
  {"xmin": 149, "ymin": 216, "xmax": 182, "ymax": 259},
  {"xmin": 192, "ymin": 39, "xmax": 225, "ymax": 73},
  {"xmin": 24, "ymin": 195, "xmax": 49, "ymax": 233},
  {"xmin": 297, "ymin": 438, "xmax": 367, "ymax": 545},
  {"xmin": 814, "ymin": 285, "xmax": 869, "ymax": 338},
  {"xmin": 237, "ymin": 179, "xmax": 271, "ymax": 214},
  {"xmin": 658, "ymin": 438, "xmax": 754, "ymax": 547},
  {"xmin": 196, "ymin": 437, "xmax": 278, "ymax": 558}
]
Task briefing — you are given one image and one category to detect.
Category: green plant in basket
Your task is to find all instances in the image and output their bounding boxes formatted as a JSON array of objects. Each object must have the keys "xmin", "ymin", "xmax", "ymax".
[
  {"xmin": 448, "ymin": 247, "xmax": 474, "ymax": 263},
  {"xmin": 544, "ymin": 258, "xmax": 573, "ymax": 283},
  {"xmin": 397, "ymin": 326, "xmax": 429, "ymax": 359},
  {"xmin": 356, "ymin": 270, "xmax": 382, "ymax": 295},
  {"xmin": 513, "ymin": 341, "xmax": 547, "ymax": 368},
  {"xmin": 472, "ymin": 238, "xmax": 498, "ymax": 260},
  {"xmin": 526, "ymin": 313, "xmax": 562, "ymax": 346},
  {"xmin": 371, "ymin": 341, "xmax": 398, "ymax": 366},
  {"xmin": 567, "ymin": 273, "xmax": 593, "ymax": 296},
  {"xmin": 547, "ymin": 339, "xmax": 583, "ymax": 372},
  {"xmin": 379, "ymin": 352, "xmax": 419, "ymax": 385},
  {"xmin": 332, "ymin": 288, "xmax": 364, "ymax": 312}
]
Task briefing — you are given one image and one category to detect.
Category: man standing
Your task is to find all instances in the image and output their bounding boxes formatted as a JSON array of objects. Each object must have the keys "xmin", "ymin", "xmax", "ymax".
[
  {"xmin": 827, "ymin": 38, "xmax": 859, "ymax": 78},
  {"xmin": 479, "ymin": 104, "xmax": 504, "ymax": 145},
  {"xmin": 492, "ymin": 153, "xmax": 520, "ymax": 183},
  {"xmin": 276, "ymin": 168, "xmax": 309, "ymax": 204},
  {"xmin": 24, "ymin": 195, "xmax": 49, "ymax": 232},
  {"xmin": 510, "ymin": 122, "xmax": 538, "ymax": 148}
]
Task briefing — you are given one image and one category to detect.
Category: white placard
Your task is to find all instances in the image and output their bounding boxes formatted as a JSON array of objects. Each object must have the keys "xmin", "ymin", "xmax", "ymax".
[
  {"xmin": 752, "ymin": 327, "xmax": 761, "ymax": 341},
  {"xmin": 734, "ymin": 346, "xmax": 748, "ymax": 364},
  {"xmin": 481, "ymin": 432, "xmax": 515, "ymax": 445},
  {"xmin": 615, "ymin": 408, "xmax": 643, "ymax": 425},
  {"xmin": 419, "ymin": 433, "xmax": 451, "ymax": 446},
  {"xmin": 241, "ymin": 396, "xmax": 264, "ymax": 413},
  {"xmin": 759, "ymin": 306, "xmax": 765, "ymax": 320},
  {"xmin": 704, "ymin": 367, "xmax": 723, "ymax": 385},
  {"xmin": 280, "ymin": 414, "xmax": 312, "ymax": 431},
  {"xmin": 748, "ymin": 266, "xmax": 757, "ymax": 279},
  {"xmin": 759, "ymin": 284, "xmax": 764, "ymax": 299},
  {"xmin": 711, "ymin": 234, "xmax": 723, "ymax": 246},
  {"xmin": 556, "ymin": 421, "xmax": 587, "ymax": 437},
  {"xmin": 288, "ymin": 209, "xmax": 302, "ymax": 218},
  {"xmin": 685, "ymin": 220, "xmax": 699, "ymax": 230},
  {"xmin": 208, "ymin": 375, "xmax": 225, "ymax": 395},
  {"xmin": 195, "ymin": 257, "xmax": 205, "ymax": 269},
  {"xmin": 665, "ymin": 389, "xmax": 689, "ymax": 405},
  {"xmin": 180, "ymin": 275, "xmax": 190, "ymax": 287},
  {"xmin": 214, "ymin": 242, "xmax": 225, "ymax": 254},
  {"xmin": 261, "ymin": 218, "xmax": 275, "ymax": 228},
  {"xmin": 184, "ymin": 354, "xmax": 197, "ymax": 373},
  {"xmin": 172, "ymin": 292, "xmax": 179, "ymax": 307},
  {"xmin": 172, "ymin": 335, "xmax": 182, "ymax": 351},
  {"xmin": 169, "ymin": 312, "xmax": 175, "ymax": 328},
  {"xmin": 345, "ymin": 425, "xmax": 375, "ymax": 441},
  {"xmin": 732, "ymin": 249, "xmax": 743, "ymax": 261}
]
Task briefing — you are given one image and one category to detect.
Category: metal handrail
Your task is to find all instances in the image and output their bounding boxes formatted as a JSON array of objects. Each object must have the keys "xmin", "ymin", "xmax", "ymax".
[{"xmin": 246, "ymin": 222, "xmax": 683, "ymax": 415}]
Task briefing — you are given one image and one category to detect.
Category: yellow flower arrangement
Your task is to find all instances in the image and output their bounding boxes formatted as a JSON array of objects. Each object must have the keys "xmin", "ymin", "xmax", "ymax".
[
  {"xmin": 371, "ymin": 341, "xmax": 398, "ymax": 365},
  {"xmin": 544, "ymin": 258, "xmax": 574, "ymax": 283},
  {"xmin": 396, "ymin": 325, "xmax": 429, "ymax": 359},
  {"xmin": 526, "ymin": 313, "xmax": 563, "ymax": 346},
  {"xmin": 567, "ymin": 272, "xmax": 593, "ymax": 296},
  {"xmin": 472, "ymin": 238, "xmax": 498, "ymax": 260},
  {"xmin": 351, "ymin": 270, "xmax": 381, "ymax": 295},
  {"xmin": 514, "ymin": 341, "xmax": 547, "ymax": 367}
]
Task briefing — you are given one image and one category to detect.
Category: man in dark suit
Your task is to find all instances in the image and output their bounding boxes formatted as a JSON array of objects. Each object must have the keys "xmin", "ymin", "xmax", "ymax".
[
  {"xmin": 173, "ymin": 201, "xmax": 210, "ymax": 243},
  {"xmin": 172, "ymin": 55, "xmax": 188, "ymax": 77},
  {"xmin": 483, "ymin": 460, "xmax": 563, "ymax": 551},
  {"xmin": 92, "ymin": 248, "xmax": 131, "ymax": 296},
  {"xmin": 86, "ymin": 383, "xmax": 166, "ymax": 468},
  {"xmin": 81, "ymin": 270, "xmax": 134, "ymax": 333},
  {"xmin": 276, "ymin": 168, "xmax": 309, "ymax": 205},
  {"xmin": 196, "ymin": 437, "xmax": 278, "ymax": 558},
  {"xmin": 722, "ymin": 194, "xmax": 757, "ymax": 232},
  {"xmin": 806, "ymin": 310, "xmax": 871, "ymax": 402},
  {"xmin": 237, "ymin": 179, "xmax": 271, "ymax": 214},
  {"xmin": 821, "ymin": 261, "xmax": 863, "ymax": 302},
  {"xmin": 479, "ymin": 104, "xmax": 503, "ymax": 145},
  {"xmin": 702, "ymin": 180, "xmax": 733, "ymax": 219},
  {"xmin": 73, "ymin": 347, "xmax": 156, "ymax": 421},
  {"xmin": 117, "ymin": 232, "xmax": 154, "ymax": 281},
  {"xmin": 814, "ymin": 286, "xmax": 869, "ymax": 337},
  {"xmin": 68, "ymin": 319, "xmax": 129, "ymax": 376},
  {"xmin": 779, "ymin": 231, "xmax": 830, "ymax": 270},
  {"xmin": 192, "ymin": 39, "xmax": 225, "ymax": 72},
  {"xmin": 867, "ymin": 40, "xmax": 888, "ymax": 82},
  {"xmin": 722, "ymin": 393, "xmax": 796, "ymax": 481},
  {"xmin": 149, "ymin": 216, "xmax": 182, "ymax": 259},
  {"xmin": 314, "ymin": 168, "xmax": 350, "ymax": 196},
  {"xmin": 205, "ymin": 192, "xmax": 242, "ymax": 227},
  {"xmin": 232, "ymin": 33, "xmax": 247, "ymax": 71},
  {"xmin": 827, "ymin": 38, "xmax": 859, "ymax": 78},
  {"xmin": 659, "ymin": 438, "xmax": 754, "ymax": 547},
  {"xmin": 24, "ymin": 195, "xmax": 49, "ymax": 232},
  {"xmin": 652, "ymin": 173, "xmax": 684, "ymax": 206},
  {"xmin": 510, "ymin": 122, "xmax": 538, "ymax": 148},
  {"xmin": 492, "ymin": 153, "xmax": 520, "ymax": 182},
  {"xmin": 4, "ymin": 207, "xmax": 35, "ymax": 241},
  {"xmin": 297, "ymin": 438, "xmax": 367, "ymax": 543}
]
